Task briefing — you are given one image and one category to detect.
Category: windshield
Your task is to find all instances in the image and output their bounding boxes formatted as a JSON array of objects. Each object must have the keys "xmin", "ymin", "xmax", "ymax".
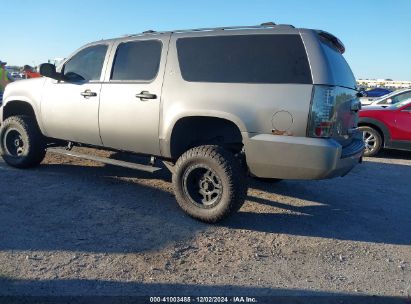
[
  {"xmin": 372, "ymin": 89, "xmax": 411, "ymax": 104},
  {"xmin": 390, "ymin": 97, "xmax": 411, "ymax": 109}
]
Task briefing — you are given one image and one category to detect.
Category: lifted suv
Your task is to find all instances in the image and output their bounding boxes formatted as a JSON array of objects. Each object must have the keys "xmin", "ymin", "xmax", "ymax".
[{"xmin": 0, "ymin": 23, "xmax": 364, "ymax": 223}]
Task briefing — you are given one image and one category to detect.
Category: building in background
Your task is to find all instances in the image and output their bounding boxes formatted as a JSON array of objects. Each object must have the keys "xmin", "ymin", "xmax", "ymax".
[{"xmin": 357, "ymin": 79, "xmax": 411, "ymax": 89}]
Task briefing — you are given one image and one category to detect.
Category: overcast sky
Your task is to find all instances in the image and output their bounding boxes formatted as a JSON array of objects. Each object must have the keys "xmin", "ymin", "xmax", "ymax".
[{"xmin": 3, "ymin": 0, "xmax": 410, "ymax": 80}]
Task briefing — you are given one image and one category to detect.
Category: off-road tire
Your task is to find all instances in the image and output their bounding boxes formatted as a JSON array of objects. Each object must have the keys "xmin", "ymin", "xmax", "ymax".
[
  {"xmin": 359, "ymin": 126, "xmax": 382, "ymax": 157},
  {"xmin": 172, "ymin": 145, "xmax": 247, "ymax": 223},
  {"xmin": 0, "ymin": 115, "xmax": 46, "ymax": 168}
]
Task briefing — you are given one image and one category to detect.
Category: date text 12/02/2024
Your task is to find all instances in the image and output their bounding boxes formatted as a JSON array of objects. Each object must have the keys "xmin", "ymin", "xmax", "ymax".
[{"xmin": 149, "ymin": 296, "xmax": 258, "ymax": 303}]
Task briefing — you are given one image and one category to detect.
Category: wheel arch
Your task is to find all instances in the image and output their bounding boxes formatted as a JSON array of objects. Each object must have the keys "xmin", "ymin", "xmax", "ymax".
[
  {"xmin": 164, "ymin": 115, "xmax": 245, "ymax": 160},
  {"xmin": 3, "ymin": 100, "xmax": 36, "ymax": 119},
  {"xmin": 358, "ymin": 117, "xmax": 390, "ymax": 147}
]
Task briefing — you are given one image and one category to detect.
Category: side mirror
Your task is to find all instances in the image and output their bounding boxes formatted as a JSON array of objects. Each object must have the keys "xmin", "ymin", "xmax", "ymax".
[
  {"xmin": 39, "ymin": 63, "xmax": 62, "ymax": 80},
  {"xmin": 386, "ymin": 98, "xmax": 393, "ymax": 104}
]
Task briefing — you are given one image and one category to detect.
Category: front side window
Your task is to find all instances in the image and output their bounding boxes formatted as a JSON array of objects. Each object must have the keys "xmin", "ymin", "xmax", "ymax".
[
  {"xmin": 111, "ymin": 40, "xmax": 162, "ymax": 81},
  {"xmin": 176, "ymin": 34, "xmax": 312, "ymax": 84},
  {"xmin": 63, "ymin": 44, "xmax": 108, "ymax": 82}
]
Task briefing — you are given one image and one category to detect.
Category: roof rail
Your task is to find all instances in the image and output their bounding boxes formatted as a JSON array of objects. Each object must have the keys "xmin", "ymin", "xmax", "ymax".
[
  {"xmin": 134, "ymin": 22, "xmax": 295, "ymax": 37},
  {"xmin": 172, "ymin": 22, "xmax": 295, "ymax": 33},
  {"xmin": 260, "ymin": 22, "xmax": 276, "ymax": 26}
]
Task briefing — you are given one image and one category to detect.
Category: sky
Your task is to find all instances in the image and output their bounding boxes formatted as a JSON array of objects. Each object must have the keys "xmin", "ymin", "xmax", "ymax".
[{"xmin": 2, "ymin": 0, "xmax": 410, "ymax": 80}]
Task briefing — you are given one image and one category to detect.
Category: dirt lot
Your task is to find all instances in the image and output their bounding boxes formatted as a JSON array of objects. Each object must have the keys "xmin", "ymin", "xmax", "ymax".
[{"xmin": 0, "ymin": 148, "xmax": 410, "ymax": 298}]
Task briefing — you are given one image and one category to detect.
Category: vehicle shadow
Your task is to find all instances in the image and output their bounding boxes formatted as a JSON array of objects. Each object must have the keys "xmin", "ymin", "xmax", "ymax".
[
  {"xmin": 374, "ymin": 149, "xmax": 411, "ymax": 160},
  {"xmin": 225, "ymin": 159, "xmax": 411, "ymax": 245},
  {"xmin": 0, "ymin": 155, "xmax": 203, "ymax": 253},
  {"xmin": 0, "ymin": 152, "xmax": 410, "ymax": 255}
]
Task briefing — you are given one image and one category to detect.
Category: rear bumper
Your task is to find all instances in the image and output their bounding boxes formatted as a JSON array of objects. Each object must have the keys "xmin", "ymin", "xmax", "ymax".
[{"xmin": 244, "ymin": 133, "xmax": 364, "ymax": 180}]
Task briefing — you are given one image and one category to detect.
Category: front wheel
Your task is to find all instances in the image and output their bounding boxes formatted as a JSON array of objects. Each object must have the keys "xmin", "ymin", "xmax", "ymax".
[
  {"xmin": 172, "ymin": 145, "xmax": 247, "ymax": 223},
  {"xmin": 0, "ymin": 115, "xmax": 46, "ymax": 168},
  {"xmin": 359, "ymin": 126, "xmax": 382, "ymax": 157}
]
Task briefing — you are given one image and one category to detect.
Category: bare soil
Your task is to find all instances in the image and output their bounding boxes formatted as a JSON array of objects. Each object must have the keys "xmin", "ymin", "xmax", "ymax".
[{"xmin": 0, "ymin": 148, "xmax": 410, "ymax": 297}]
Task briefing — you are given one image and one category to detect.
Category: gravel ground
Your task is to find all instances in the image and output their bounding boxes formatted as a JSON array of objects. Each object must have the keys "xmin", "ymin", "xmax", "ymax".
[{"xmin": 0, "ymin": 148, "xmax": 410, "ymax": 297}]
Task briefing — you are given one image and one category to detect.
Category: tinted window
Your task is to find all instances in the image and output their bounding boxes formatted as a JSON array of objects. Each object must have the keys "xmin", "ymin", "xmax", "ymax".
[
  {"xmin": 177, "ymin": 35, "xmax": 312, "ymax": 84},
  {"xmin": 393, "ymin": 92, "xmax": 411, "ymax": 104},
  {"xmin": 111, "ymin": 40, "xmax": 162, "ymax": 81},
  {"xmin": 378, "ymin": 91, "xmax": 411, "ymax": 105},
  {"xmin": 64, "ymin": 45, "xmax": 108, "ymax": 82},
  {"xmin": 320, "ymin": 40, "xmax": 356, "ymax": 89}
]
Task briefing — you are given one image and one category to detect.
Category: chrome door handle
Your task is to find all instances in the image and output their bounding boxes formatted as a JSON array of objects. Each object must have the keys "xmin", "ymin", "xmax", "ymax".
[
  {"xmin": 80, "ymin": 90, "xmax": 97, "ymax": 98},
  {"xmin": 135, "ymin": 91, "xmax": 157, "ymax": 100}
]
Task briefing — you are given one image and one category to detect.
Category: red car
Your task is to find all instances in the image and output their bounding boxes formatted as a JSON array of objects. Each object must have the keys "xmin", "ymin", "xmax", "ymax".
[{"xmin": 359, "ymin": 99, "xmax": 411, "ymax": 156}]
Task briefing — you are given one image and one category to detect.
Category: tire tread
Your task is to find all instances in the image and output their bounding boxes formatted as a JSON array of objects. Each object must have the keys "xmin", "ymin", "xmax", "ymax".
[
  {"xmin": 0, "ymin": 115, "xmax": 46, "ymax": 168},
  {"xmin": 172, "ymin": 145, "xmax": 247, "ymax": 223}
]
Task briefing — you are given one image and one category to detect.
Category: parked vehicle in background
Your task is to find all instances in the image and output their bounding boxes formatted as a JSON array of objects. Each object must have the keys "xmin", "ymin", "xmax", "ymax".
[
  {"xmin": 360, "ymin": 87, "xmax": 391, "ymax": 105},
  {"xmin": 22, "ymin": 65, "xmax": 41, "ymax": 79},
  {"xmin": 359, "ymin": 99, "xmax": 411, "ymax": 156},
  {"xmin": 0, "ymin": 23, "xmax": 364, "ymax": 223},
  {"xmin": 368, "ymin": 88, "xmax": 411, "ymax": 107},
  {"xmin": 11, "ymin": 72, "xmax": 20, "ymax": 79}
]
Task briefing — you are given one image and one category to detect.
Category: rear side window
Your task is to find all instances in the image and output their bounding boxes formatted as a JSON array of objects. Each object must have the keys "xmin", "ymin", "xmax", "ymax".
[
  {"xmin": 111, "ymin": 40, "xmax": 162, "ymax": 81},
  {"xmin": 177, "ymin": 35, "xmax": 312, "ymax": 84},
  {"xmin": 320, "ymin": 40, "xmax": 356, "ymax": 89},
  {"xmin": 64, "ymin": 44, "xmax": 108, "ymax": 82}
]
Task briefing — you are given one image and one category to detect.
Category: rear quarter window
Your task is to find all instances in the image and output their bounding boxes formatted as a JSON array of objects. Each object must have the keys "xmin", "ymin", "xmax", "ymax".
[
  {"xmin": 177, "ymin": 34, "xmax": 312, "ymax": 84},
  {"xmin": 320, "ymin": 40, "xmax": 356, "ymax": 89}
]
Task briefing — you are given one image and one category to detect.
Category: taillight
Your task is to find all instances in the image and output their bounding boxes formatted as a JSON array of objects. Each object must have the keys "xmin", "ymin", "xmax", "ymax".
[{"xmin": 308, "ymin": 85, "xmax": 337, "ymax": 138}]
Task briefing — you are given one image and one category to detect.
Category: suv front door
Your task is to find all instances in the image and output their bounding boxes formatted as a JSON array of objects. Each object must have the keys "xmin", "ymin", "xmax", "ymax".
[
  {"xmin": 41, "ymin": 44, "xmax": 110, "ymax": 145},
  {"xmin": 99, "ymin": 35, "xmax": 170, "ymax": 155}
]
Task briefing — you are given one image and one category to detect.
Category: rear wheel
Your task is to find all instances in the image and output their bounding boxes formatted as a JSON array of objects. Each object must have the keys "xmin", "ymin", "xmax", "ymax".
[
  {"xmin": 0, "ymin": 115, "xmax": 46, "ymax": 168},
  {"xmin": 172, "ymin": 145, "xmax": 247, "ymax": 223},
  {"xmin": 359, "ymin": 126, "xmax": 382, "ymax": 157}
]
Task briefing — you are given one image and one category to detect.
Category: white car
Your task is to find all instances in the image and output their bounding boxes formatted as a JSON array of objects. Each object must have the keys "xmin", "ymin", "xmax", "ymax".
[{"xmin": 360, "ymin": 96, "xmax": 379, "ymax": 105}]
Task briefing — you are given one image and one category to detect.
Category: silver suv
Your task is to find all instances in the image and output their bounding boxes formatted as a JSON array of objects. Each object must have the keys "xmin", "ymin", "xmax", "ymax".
[{"xmin": 0, "ymin": 23, "xmax": 364, "ymax": 222}]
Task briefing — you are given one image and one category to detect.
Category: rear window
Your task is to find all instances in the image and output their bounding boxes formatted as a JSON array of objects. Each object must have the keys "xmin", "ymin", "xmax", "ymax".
[
  {"xmin": 177, "ymin": 34, "xmax": 312, "ymax": 84},
  {"xmin": 320, "ymin": 41, "xmax": 356, "ymax": 89}
]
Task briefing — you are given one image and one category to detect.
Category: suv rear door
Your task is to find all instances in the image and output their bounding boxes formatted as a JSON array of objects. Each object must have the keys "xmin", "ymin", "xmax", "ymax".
[
  {"xmin": 99, "ymin": 34, "xmax": 170, "ymax": 155},
  {"xmin": 302, "ymin": 30, "xmax": 360, "ymax": 148}
]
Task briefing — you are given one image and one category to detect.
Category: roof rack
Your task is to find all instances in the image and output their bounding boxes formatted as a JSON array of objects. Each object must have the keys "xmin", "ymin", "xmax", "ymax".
[
  {"xmin": 133, "ymin": 22, "xmax": 294, "ymax": 37},
  {"xmin": 172, "ymin": 22, "xmax": 292, "ymax": 33},
  {"xmin": 260, "ymin": 22, "xmax": 276, "ymax": 26}
]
